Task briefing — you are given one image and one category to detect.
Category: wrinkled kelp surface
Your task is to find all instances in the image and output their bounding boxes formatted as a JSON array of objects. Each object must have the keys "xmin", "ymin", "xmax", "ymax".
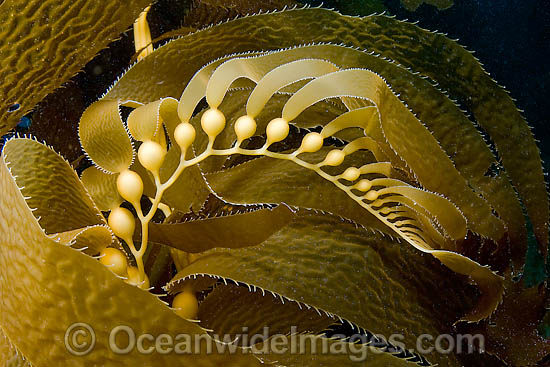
[
  {"xmin": 0, "ymin": 0, "xmax": 151, "ymax": 135},
  {"xmin": 0, "ymin": 2, "xmax": 548, "ymax": 367}
]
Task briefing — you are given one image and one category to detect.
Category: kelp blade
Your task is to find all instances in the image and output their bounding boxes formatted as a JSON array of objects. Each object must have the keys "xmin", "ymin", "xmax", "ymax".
[
  {"xmin": 106, "ymin": 7, "xmax": 546, "ymax": 255},
  {"xmin": 0, "ymin": 0, "xmax": 151, "ymax": 135},
  {"xmin": 0, "ymin": 140, "xmax": 262, "ymax": 367}
]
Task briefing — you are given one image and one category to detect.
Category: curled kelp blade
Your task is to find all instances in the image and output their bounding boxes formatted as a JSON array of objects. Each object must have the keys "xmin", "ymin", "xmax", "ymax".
[
  {"xmin": 49, "ymin": 225, "xmax": 114, "ymax": 256},
  {"xmin": 127, "ymin": 98, "xmax": 175, "ymax": 145},
  {"xmin": 105, "ymin": 8, "xmax": 543, "ymax": 253},
  {"xmin": 2, "ymin": 137, "xmax": 104, "ymax": 234},
  {"xmin": 79, "ymin": 98, "xmax": 212, "ymax": 213},
  {"xmin": 0, "ymin": 0, "xmax": 151, "ymax": 136},
  {"xmin": 167, "ymin": 213, "xmax": 475, "ymax": 366},
  {"xmin": 0, "ymin": 145, "xmax": 263, "ymax": 367},
  {"xmin": 79, "ymin": 100, "xmax": 135, "ymax": 173},
  {"xmin": 145, "ymin": 204, "xmax": 296, "ymax": 253},
  {"xmin": 81, "ymin": 166, "xmax": 123, "ymax": 211}
]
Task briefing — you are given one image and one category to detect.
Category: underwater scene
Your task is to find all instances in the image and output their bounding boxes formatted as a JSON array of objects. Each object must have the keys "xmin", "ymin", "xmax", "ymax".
[{"xmin": 1, "ymin": 0, "xmax": 549, "ymax": 366}]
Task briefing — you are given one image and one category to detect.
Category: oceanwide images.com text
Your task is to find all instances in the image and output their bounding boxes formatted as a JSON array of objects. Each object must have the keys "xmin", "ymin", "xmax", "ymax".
[{"xmin": 65, "ymin": 323, "xmax": 485, "ymax": 362}]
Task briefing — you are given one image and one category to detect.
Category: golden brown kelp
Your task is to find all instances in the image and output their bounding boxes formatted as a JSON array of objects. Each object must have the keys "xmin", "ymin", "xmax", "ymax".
[
  {"xmin": 107, "ymin": 7, "xmax": 546, "ymax": 261},
  {"xmin": 0, "ymin": 137, "xmax": 468, "ymax": 365},
  {"xmin": 0, "ymin": 0, "xmax": 151, "ymax": 136},
  {"xmin": 184, "ymin": 0, "xmax": 299, "ymax": 29},
  {"xmin": 0, "ymin": 4, "xmax": 548, "ymax": 367},
  {"xmin": 0, "ymin": 139, "xmax": 263, "ymax": 366},
  {"xmin": 77, "ymin": 36, "xmax": 497, "ymax": 362},
  {"xmin": 130, "ymin": 0, "xmax": 301, "ymax": 61}
]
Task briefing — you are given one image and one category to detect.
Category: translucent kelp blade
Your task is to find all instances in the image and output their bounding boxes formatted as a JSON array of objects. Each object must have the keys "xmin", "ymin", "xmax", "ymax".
[
  {"xmin": 167, "ymin": 213, "xmax": 473, "ymax": 366},
  {"xmin": 127, "ymin": 100, "xmax": 161, "ymax": 143},
  {"xmin": 343, "ymin": 136, "xmax": 388, "ymax": 163},
  {"xmin": 81, "ymin": 166, "xmax": 123, "ymax": 211},
  {"xmin": 2, "ymin": 138, "xmax": 104, "ymax": 234},
  {"xmin": 178, "ymin": 48, "xmax": 340, "ymax": 123},
  {"xmin": 105, "ymin": 8, "xmax": 534, "ymax": 250},
  {"xmin": 0, "ymin": 148, "xmax": 262, "ymax": 367},
  {"xmin": 49, "ymin": 225, "xmax": 113, "ymax": 255},
  {"xmin": 283, "ymin": 68, "xmax": 505, "ymax": 241},
  {"xmin": 205, "ymin": 153, "xmax": 503, "ymax": 322},
  {"xmin": 205, "ymin": 57, "xmax": 337, "ymax": 112},
  {"xmin": 127, "ymin": 98, "xmax": 175, "ymax": 145},
  {"xmin": 146, "ymin": 204, "xmax": 295, "ymax": 253},
  {"xmin": 0, "ymin": 0, "xmax": 151, "ymax": 135},
  {"xmin": 158, "ymin": 97, "xmax": 181, "ymax": 144},
  {"xmin": 320, "ymin": 107, "xmax": 378, "ymax": 138},
  {"xmin": 79, "ymin": 100, "xmax": 134, "ymax": 174},
  {"xmin": 190, "ymin": 90, "xmax": 344, "ymax": 174},
  {"xmin": 246, "ymin": 59, "xmax": 339, "ymax": 117},
  {"xmin": 377, "ymin": 186, "xmax": 467, "ymax": 241},
  {"xmin": 320, "ymin": 106, "xmax": 401, "ymax": 167}
]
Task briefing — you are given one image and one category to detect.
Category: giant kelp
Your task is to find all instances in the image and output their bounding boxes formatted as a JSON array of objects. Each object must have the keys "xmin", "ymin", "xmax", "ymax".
[
  {"xmin": 0, "ymin": 3, "xmax": 548, "ymax": 367},
  {"xmin": 0, "ymin": 0, "xmax": 152, "ymax": 136}
]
